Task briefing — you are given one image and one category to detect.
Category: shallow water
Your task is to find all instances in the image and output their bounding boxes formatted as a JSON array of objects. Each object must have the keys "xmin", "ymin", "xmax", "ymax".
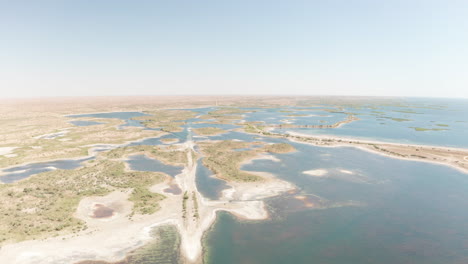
[
  {"xmin": 58, "ymin": 99, "xmax": 468, "ymax": 264},
  {"xmin": 204, "ymin": 143, "xmax": 468, "ymax": 264},
  {"xmin": 242, "ymin": 106, "xmax": 346, "ymax": 126},
  {"xmin": 204, "ymin": 131, "xmax": 266, "ymax": 142},
  {"xmin": 69, "ymin": 120, "xmax": 104, "ymax": 126},
  {"xmin": 280, "ymin": 98, "xmax": 468, "ymax": 147},
  {"xmin": 126, "ymin": 155, "xmax": 183, "ymax": 177},
  {"xmin": 0, "ymin": 157, "xmax": 93, "ymax": 183},
  {"xmin": 195, "ymin": 159, "xmax": 229, "ymax": 200},
  {"xmin": 190, "ymin": 122, "xmax": 239, "ymax": 130},
  {"xmin": 127, "ymin": 137, "xmax": 163, "ymax": 147}
]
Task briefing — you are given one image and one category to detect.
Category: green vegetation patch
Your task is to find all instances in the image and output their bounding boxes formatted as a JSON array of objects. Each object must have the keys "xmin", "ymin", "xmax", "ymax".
[
  {"xmin": 263, "ymin": 143, "xmax": 296, "ymax": 153},
  {"xmin": 393, "ymin": 109, "xmax": 422, "ymax": 114},
  {"xmin": 0, "ymin": 160, "xmax": 166, "ymax": 244},
  {"xmin": 241, "ymin": 122, "xmax": 266, "ymax": 133},
  {"xmin": 198, "ymin": 141, "xmax": 263, "ymax": 182},
  {"xmin": 0, "ymin": 121, "xmax": 163, "ymax": 168},
  {"xmin": 208, "ymin": 108, "xmax": 253, "ymax": 115},
  {"xmin": 192, "ymin": 127, "xmax": 227, "ymax": 136},
  {"xmin": 198, "ymin": 140, "xmax": 295, "ymax": 182},
  {"xmin": 103, "ymin": 145, "xmax": 187, "ymax": 166},
  {"xmin": 129, "ymin": 187, "xmax": 165, "ymax": 215},
  {"xmin": 196, "ymin": 107, "xmax": 252, "ymax": 124},
  {"xmin": 385, "ymin": 117, "xmax": 413, "ymax": 122},
  {"xmin": 409, "ymin": 127, "xmax": 448, "ymax": 132},
  {"xmin": 199, "ymin": 114, "xmax": 244, "ymax": 124},
  {"xmin": 133, "ymin": 109, "xmax": 196, "ymax": 131}
]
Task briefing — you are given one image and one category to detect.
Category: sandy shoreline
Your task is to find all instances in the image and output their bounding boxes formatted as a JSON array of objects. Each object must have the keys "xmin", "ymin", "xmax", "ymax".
[
  {"xmin": 303, "ymin": 169, "xmax": 328, "ymax": 177},
  {"xmin": 240, "ymin": 126, "xmax": 468, "ymax": 175},
  {"xmin": 288, "ymin": 131, "xmax": 468, "ymax": 152},
  {"xmin": 240, "ymin": 153, "xmax": 280, "ymax": 166},
  {"xmin": 286, "ymin": 131, "xmax": 468, "ymax": 174}
]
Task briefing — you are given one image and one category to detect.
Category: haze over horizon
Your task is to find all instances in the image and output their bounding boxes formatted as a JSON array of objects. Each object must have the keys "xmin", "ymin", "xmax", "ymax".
[{"xmin": 1, "ymin": 1, "xmax": 467, "ymax": 99}]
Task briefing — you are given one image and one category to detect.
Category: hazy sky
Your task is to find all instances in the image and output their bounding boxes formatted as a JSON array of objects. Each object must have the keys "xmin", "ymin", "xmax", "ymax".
[{"xmin": 1, "ymin": 0, "xmax": 467, "ymax": 98}]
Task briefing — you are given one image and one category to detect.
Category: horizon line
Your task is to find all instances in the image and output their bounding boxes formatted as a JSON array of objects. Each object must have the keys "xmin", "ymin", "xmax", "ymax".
[{"xmin": 1, "ymin": 94, "xmax": 467, "ymax": 100}]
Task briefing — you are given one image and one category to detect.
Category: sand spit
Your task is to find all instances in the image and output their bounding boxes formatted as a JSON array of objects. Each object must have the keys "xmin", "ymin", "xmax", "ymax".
[
  {"xmin": 280, "ymin": 119, "xmax": 294, "ymax": 124},
  {"xmin": 222, "ymin": 170, "xmax": 295, "ymax": 201},
  {"xmin": 266, "ymin": 114, "xmax": 359, "ymax": 129},
  {"xmin": 283, "ymin": 132, "xmax": 468, "ymax": 174},
  {"xmin": 170, "ymin": 144, "xmax": 293, "ymax": 262},
  {"xmin": 0, "ymin": 141, "xmax": 294, "ymax": 264},
  {"xmin": 240, "ymin": 154, "xmax": 281, "ymax": 166},
  {"xmin": 303, "ymin": 169, "xmax": 328, "ymax": 177}
]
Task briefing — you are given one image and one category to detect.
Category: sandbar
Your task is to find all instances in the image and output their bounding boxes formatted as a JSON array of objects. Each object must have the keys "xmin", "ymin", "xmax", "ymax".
[{"xmin": 303, "ymin": 169, "xmax": 328, "ymax": 177}]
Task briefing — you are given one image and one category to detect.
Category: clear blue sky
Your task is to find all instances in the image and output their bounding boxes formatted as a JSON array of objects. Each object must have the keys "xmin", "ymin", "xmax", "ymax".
[{"xmin": 0, "ymin": 0, "xmax": 467, "ymax": 98}]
